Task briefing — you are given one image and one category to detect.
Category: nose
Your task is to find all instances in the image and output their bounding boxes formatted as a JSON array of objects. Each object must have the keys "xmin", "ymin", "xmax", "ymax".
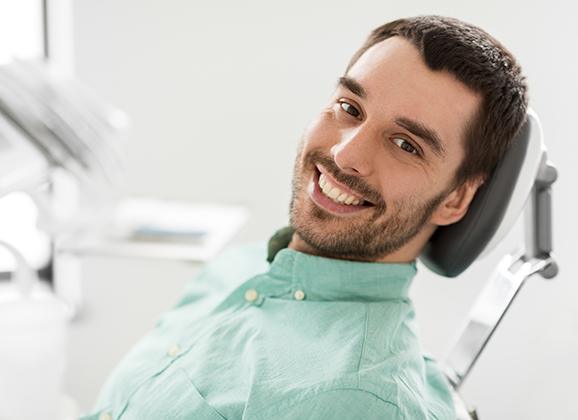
[{"xmin": 330, "ymin": 126, "xmax": 375, "ymax": 177}]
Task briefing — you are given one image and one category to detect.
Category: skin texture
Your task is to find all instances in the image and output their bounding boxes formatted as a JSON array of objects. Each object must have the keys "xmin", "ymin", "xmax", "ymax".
[{"xmin": 288, "ymin": 36, "xmax": 484, "ymax": 263}]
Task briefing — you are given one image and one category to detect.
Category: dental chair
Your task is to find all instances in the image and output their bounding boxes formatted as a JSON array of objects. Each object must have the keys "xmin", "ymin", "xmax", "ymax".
[{"xmin": 419, "ymin": 109, "xmax": 558, "ymax": 419}]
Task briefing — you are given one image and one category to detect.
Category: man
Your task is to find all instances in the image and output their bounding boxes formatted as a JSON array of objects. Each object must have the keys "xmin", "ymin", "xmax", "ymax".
[{"xmin": 82, "ymin": 15, "xmax": 527, "ymax": 420}]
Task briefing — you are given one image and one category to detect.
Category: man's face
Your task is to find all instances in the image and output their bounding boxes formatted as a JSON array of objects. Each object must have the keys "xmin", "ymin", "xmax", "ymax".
[{"xmin": 289, "ymin": 36, "xmax": 482, "ymax": 262}]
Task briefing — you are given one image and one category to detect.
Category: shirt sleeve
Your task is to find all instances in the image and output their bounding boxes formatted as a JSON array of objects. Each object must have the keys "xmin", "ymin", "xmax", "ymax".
[{"xmin": 256, "ymin": 389, "xmax": 404, "ymax": 420}]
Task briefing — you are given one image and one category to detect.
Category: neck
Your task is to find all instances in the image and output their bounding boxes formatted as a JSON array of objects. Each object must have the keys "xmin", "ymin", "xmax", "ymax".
[{"xmin": 288, "ymin": 225, "xmax": 436, "ymax": 264}]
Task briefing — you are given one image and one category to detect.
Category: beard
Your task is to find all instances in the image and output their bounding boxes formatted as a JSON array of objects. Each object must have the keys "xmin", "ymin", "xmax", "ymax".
[{"xmin": 289, "ymin": 146, "xmax": 449, "ymax": 261}]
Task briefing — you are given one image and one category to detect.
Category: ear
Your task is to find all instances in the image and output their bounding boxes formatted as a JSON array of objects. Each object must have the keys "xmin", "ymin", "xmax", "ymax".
[{"xmin": 430, "ymin": 176, "xmax": 485, "ymax": 227}]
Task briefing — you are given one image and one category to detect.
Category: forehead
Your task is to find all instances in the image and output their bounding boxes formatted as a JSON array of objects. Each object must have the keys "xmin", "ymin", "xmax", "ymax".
[{"xmin": 346, "ymin": 36, "xmax": 481, "ymax": 157}]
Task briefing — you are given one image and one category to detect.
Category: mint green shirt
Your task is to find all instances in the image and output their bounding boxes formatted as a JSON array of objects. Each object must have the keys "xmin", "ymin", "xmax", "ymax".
[{"xmin": 80, "ymin": 234, "xmax": 455, "ymax": 419}]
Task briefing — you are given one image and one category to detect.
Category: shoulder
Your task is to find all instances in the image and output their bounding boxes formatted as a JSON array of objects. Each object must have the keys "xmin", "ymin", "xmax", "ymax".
[
  {"xmin": 169, "ymin": 241, "xmax": 269, "ymax": 310},
  {"xmin": 201, "ymin": 241, "xmax": 269, "ymax": 280}
]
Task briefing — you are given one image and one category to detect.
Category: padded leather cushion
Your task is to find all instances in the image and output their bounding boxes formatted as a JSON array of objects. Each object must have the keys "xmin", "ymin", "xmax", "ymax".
[{"xmin": 419, "ymin": 118, "xmax": 531, "ymax": 277}]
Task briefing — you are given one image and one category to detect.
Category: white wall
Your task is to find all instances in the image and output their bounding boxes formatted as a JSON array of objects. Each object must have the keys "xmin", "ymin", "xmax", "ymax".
[{"xmin": 72, "ymin": 1, "xmax": 578, "ymax": 418}]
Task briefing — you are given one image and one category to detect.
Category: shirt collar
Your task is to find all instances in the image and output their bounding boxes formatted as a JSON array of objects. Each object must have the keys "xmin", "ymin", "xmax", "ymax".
[{"xmin": 265, "ymin": 227, "xmax": 417, "ymax": 302}]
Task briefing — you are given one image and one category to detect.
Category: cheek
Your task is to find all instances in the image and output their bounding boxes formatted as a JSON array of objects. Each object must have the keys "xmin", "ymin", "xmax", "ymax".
[{"xmin": 374, "ymin": 160, "xmax": 431, "ymax": 202}]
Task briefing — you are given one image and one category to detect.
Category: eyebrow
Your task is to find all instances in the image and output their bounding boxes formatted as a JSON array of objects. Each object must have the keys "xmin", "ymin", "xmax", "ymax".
[
  {"xmin": 394, "ymin": 116, "xmax": 446, "ymax": 158},
  {"xmin": 337, "ymin": 76, "xmax": 367, "ymax": 98},
  {"xmin": 337, "ymin": 76, "xmax": 446, "ymax": 158}
]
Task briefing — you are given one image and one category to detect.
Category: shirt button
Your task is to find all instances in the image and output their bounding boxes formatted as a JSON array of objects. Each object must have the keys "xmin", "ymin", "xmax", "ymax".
[
  {"xmin": 294, "ymin": 289, "xmax": 306, "ymax": 301},
  {"xmin": 244, "ymin": 288, "xmax": 259, "ymax": 302},
  {"xmin": 99, "ymin": 413, "xmax": 113, "ymax": 420},
  {"xmin": 167, "ymin": 344, "xmax": 181, "ymax": 358}
]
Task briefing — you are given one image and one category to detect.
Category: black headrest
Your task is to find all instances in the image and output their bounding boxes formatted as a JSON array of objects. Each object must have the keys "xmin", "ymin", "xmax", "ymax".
[{"xmin": 419, "ymin": 117, "xmax": 532, "ymax": 277}]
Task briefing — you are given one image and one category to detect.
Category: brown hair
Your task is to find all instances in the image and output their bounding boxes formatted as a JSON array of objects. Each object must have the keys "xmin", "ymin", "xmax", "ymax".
[{"xmin": 346, "ymin": 15, "xmax": 528, "ymax": 187}]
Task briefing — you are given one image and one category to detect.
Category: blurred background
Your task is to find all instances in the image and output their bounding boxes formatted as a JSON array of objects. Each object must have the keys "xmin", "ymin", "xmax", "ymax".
[{"xmin": 1, "ymin": 0, "xmax": 577, "ymax": 419}]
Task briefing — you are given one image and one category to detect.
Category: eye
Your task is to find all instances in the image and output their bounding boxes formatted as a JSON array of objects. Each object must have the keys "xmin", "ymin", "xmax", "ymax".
[
  {"xmin": 392, "ymin": 137, "xmax": 420, "ymax": 156},
  {"xmin": 338, "ymin": 100, "xmax": 362, "ymax": 119}
]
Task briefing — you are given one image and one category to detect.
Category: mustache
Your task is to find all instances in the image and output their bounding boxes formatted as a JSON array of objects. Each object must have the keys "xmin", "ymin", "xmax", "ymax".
[{"xmin": 304, "ymin": 150, "xmax": 384, "ymax": 207}]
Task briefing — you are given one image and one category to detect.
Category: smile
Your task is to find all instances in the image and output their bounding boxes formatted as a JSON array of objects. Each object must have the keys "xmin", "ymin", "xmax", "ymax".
[
  {"xmin": 308, "ymin": 165, "xmax": 375, "ymax": 215},
  {"xmin": 319, "ymin": 172, "xmax": 366, "ymax": 205}
]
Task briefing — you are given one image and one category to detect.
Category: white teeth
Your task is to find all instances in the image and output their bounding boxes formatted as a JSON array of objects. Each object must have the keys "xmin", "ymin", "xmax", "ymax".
[
  {"xmin": 328, "ymin": 188, "xmax": 340, "ymax": 199},
  {"xmin": 336, "ymin": 193, "xmax": 348, "ymax": 203},
  {"xmin": 318, "ymin": 172, "xmax": 364, "ymax": 206}
]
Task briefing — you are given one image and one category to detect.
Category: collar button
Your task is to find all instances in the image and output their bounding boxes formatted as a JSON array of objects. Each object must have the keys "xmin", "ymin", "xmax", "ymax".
[
  {"xmin": 244, "ymin": 288, "xmax": 259, "ymax": 302},
  {"xmin": 293, "ymin": 289, "xmax": 306, "ymax": 301}
]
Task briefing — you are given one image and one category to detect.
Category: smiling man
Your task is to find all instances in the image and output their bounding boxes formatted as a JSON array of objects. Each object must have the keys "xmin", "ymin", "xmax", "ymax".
[
  {"xmin": 289, "ymin": 34, "xmax": 483, "ymax": 264},
  {"xmin": 82, "ymin": 16, "xmax": 527, "ymax": 420}
]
